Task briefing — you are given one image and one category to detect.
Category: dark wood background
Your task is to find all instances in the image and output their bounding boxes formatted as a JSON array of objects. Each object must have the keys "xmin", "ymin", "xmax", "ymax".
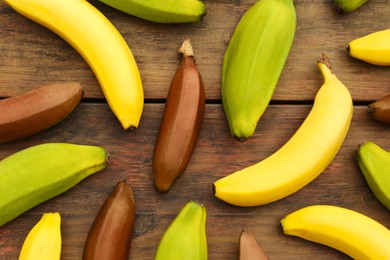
[{"xmin": 0, "ymin": 0, "xmax": 389, "ymax": 259}]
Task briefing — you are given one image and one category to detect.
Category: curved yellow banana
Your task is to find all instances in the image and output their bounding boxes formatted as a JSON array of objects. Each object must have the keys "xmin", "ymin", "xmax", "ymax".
[
  {"xmin": 213, "ymin": 54, "xmax": 353, "ymax": 207},
  {"xmin": 348, "ymin": 29, "xmax": 390, "ymax": 66},
  {"xmin": 4, "ymin": 0, "xmax": 144, "ymax": 130},
  {"xmin": 281, "ymin": 205, "xmax": 390, "ymax": 259},
  {"xmin": 19, "ymin": 212, "xmax": 62, "ymax": 260}
]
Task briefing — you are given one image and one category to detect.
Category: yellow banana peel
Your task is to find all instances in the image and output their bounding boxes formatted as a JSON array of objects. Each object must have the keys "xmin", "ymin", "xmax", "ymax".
[
  {"xmin": 19, "ymin": 212, "xmax": 62, "ymax": 260},
  {"xmin": 214, "ymin": 54, "xmax": 353, "ymax": 207},
  {"xmin": 348, "ymin": 29, "xmax": 390, "ymax": 66},
  {"xmin": 281, "ymin": 205, "xmax": 390, "ymax": 259},
  {"xmin": 4, "ymin": 0, "xmax": 144, "ymax": 130}
]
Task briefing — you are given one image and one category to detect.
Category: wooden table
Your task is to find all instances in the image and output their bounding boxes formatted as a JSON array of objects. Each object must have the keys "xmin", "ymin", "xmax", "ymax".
[{"xmin": 1, "ymin": 0, "xmax": 389, "ymax": 259}]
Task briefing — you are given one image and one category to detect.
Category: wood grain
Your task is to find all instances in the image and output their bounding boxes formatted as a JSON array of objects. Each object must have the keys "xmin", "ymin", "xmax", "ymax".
[
  {"xmin": 0, "ymin": 103, "xmax": 390, "ymax": 259},
  {"xmin": 0, "ymin": 0, "xmax": 389, "ymax": 101},
  {"xmin": 0, "ymin": 0, "xmax": 390, "ymax": 259}
]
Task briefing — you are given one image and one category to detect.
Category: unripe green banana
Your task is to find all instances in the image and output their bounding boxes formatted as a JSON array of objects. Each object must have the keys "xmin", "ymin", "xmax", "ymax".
[
  {"xmin": 356, "ymin": 142, "xmax": 390, "ymax": 210},
  {"xmin": 222, "ymin": 0, "xmax": 296, "ymax": 141},
  {"xmin": 155, "ymin": 201, "xmax": 207, "ymax": 259},
  {"xmin": 334, "ymin": 0, "xmax": 369, "ymax": 13},
  {"xmin": 0, "ymin": 143, "xmax": 108, "ymax": 227},
  {"xmin": 99, "ymin": 0, "xmax": 205, "ymax": 24}
]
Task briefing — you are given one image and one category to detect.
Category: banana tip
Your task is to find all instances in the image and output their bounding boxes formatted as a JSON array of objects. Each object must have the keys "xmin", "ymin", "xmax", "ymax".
[
  {"xmin": 318, "ymin": 53, "xmax": 332, "ymax": 69},
  {"xmin": 178, "ymin": 39, "xmax": 194, "ymax": 57}
]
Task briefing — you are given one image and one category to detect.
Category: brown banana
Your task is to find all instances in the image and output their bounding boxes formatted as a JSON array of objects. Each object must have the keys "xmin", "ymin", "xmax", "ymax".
[
  {"xmin": 83, "ymin": 180, "xmax": 135, "ymax": 260},
  {"xmin": 152, "ymin": 39, "xmax": 205, "ymax": 192},
  {"xmin": 0, "ymin": 82, "xmax": 83, "ymax": 143},
  {"xmin": 367, "ymin": 94, "xmax": 390, "ymax": 124},
  {"xmin": 239, "ymin": 229, "xmax": 268, "ymax": 260}
]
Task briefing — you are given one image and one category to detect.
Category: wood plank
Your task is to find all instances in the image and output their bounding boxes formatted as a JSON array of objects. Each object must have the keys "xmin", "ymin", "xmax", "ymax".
[
  {"xmin": 0, "ymin": 0, "xmax": 389, "ymax": 101},
  {"xmin": 1, "ymin": 103, "xmax": 390, "ymax": 259}
]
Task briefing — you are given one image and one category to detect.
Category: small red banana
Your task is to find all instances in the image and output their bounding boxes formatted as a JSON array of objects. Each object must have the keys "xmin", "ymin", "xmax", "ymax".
[
  {"xmin": 83, "ymin": 180, "xmax": 136, "ymax": 260},
  {"xmin": 152, "ymin": 39, "xmax": 206, "ymax": 192},
  {"xmin": 0, "ymin": 82, "xmax": 83, "ymax": 143}
]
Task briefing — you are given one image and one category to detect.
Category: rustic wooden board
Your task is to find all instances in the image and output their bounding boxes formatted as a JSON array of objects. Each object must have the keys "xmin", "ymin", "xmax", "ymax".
[
  {"xmin": 0, "ymin": 0, "xmax": 389, "ymax": 101},
  {"xmin": 0, "ymin": 0, "xmax": 390, "ymax": 259},
  {"xmin": 1, "ymin": 103, "xmax": 390, "ymax": 259}
]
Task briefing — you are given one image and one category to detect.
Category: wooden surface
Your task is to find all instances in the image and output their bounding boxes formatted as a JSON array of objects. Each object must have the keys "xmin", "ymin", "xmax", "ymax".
[{"xmin": 0, "ymin": 0, "xmax": 390, "ymax": 259}]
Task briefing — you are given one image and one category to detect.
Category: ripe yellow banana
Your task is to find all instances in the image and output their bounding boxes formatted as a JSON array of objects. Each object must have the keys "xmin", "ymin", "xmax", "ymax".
[
  {"xmin": 281, "ymin": 205, "xmax": 390, "ymax": 259},
  {"xmin": 19, "ymin": 212, "xmax": 62, "ymax": 260},
  {"xmin": 356, "ymin": 141, "xmax": 390, "ymax": 210},
  {"xmin": 4, "ymin": 0, "xmax": 144, "ymax": 130},
  {"xmin": 155, "ymin": 201, "xmax": 207, "ymax": 259},
  {"xmin": 348, "ymin": 29, "xmax": 390, "ymax": 66},
  {"xmin": 99, "ymin": 0, "xmax": 205, "ymax": 24},
  {"xmin": 214, "ymin": 54, "xmax": 353, "ymax": 207},
  {"xmin": 222, "ymin": 0, "xmax": 296, "ymax": 141},
  {"xmin": 0, "ymin": 143, "xmax": 108, "ymax": 227}
]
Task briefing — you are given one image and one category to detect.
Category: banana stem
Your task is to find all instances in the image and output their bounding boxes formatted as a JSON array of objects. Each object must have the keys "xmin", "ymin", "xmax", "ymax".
[
  {"xmin": 178, "ymin": 38, "xmax": 194, "ymax": 57},
  {"xmin": 317, "ymin": 53, "xmax": 336, "ymax": 82}
]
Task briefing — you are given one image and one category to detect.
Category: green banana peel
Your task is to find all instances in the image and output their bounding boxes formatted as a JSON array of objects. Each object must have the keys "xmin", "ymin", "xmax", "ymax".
[
  {"xmin": 222, "ymin": 0, "xmax": 296, "ymax": 141},
  {"xmin": 155, "ymin": 201, "xmax": 207, "ymax": 259},
  {"xmin": 356, "ymin": 142, "xmax": 390, "ymax": 210},
  {"xmin": 0, "ymin": 143, "xmax": 108, "ymax": 227},
  {"xmin": 99, "ymin": 0, "xmax": 205, "ymax": 24},
  {"xmin": 334, "ymin": 0, "xmax": 369, "ymax": 13}
]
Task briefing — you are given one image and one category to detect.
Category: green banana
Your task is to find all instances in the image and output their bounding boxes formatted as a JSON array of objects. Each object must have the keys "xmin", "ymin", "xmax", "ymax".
[
  {"xmin": 155, "ymin": 201, "xmax": 207, "ymax": 259},
  {"xmin": 356, "ymin": 142, "xmax": 390, "ymax": 210},
  {"xmin": 0, "ymin": 143, "xmax": 108, "ymax": 227},
  {"xmin": 222, "ymin": 0, "xmax": 296, "ymax": 141},
  {"xmin": 98, "ymin": 0, "xmax": 205, "ymax": 24},
  {"xmin": 334, "ymin": 0, "xmax": 369, "ymax": 13}
]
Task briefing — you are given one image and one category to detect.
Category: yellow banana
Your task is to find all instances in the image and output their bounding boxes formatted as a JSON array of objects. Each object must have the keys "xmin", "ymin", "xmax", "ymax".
[
  {"xmin": 222, "ymin": 0, "xmax": 296, "ymax": 141},
  {"xmin": 213, "ymin": 54, "xmax": 353, "ymax": 207},
  {"xmin": 348, "ymin": 29, "xmax": 390, "ymax": 66},
  {"xmin": 99, "ymin": 0, "xmax": 205, "ymax": 24},
  {"xmin": 4, "ymin": 0, "xmax": 144, "ymax": 130},
  {"xmin": 281, "ymin": 205, "xmax": 390, "ymax": 259},
  {"xmin": 19, "ymin": 212, "xmax": 62, "ymax": 260},
  {"xmin": 155, "ymin": 201, "xmax": 207, "ymax": 259},
  {"xmin": 0, "ymin": 143, "xmax": 108, "ymax": 227}
]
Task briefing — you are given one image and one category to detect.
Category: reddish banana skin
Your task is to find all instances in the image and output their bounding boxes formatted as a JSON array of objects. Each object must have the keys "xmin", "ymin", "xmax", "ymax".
[
  {"xmin": 152, "ymin": 39, "xmax": 205, "ymax": 193},
  {"xmin": 0, "ymin": 82, "xmax": 83, "ymax": 143},
  {"xmin": 367, "ymin": 94, "xmax": 390, "ymax": 124},
  {"xmin": 83, "ymin": 180, "xmax": 135, "ymax": 260},
  {"xmin": 239, "ymin": 229, "xmax": 268, "ymax": 260}
]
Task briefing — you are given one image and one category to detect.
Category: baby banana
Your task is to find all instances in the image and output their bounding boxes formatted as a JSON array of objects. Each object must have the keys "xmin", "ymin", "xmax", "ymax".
[
  {"xmin": 334, "ymin": 0, "xmax": 369, "ymax": 13},
  {"xmin": 152, "ymin": 39, "xmax": 205, "ymax": 193},
  {"xmin": 281, "ymin": 205, "xmax": 390, "ymax": 259},
  {"xmin": 367, "ymin": 94, "xmax": 390, "ymax": 124},
  {"xmin": 0, "ymin": 83, "xmax": 83, "ymax": 143},
  {"xmin": 0, "ymin": 143, "xmax": 108, "ymax": 227},
  {"xmin": 4, "ymin": 0, "xmax": 144, "ymax": 130},
  {"xmin": 19, "ymin": 212, "xmax": 62, "ymax": 260},
  {"xmin": 83, "ymin": 180, "xmax": 135, "ymax": 260},
  {"xmin": 356, "ymin": 142, "xmax": 390, "ymax": 210},
  {"xmin": 99, "ymin": 0, "xmax": 205, "ymax": 24},
  {"xmin": 155, "ymin": 201, "xmax": 207, "ymax": 260},
  {"xmin": 239, "ymin": 229, "xmax": 268, "ymax": 260},
  {"xmin": 214, "ymin": 54, "xmax": 353, "ymax": 207},
  {"xmin": 222, "ymin": 0, "xmax": 296, "ymax": 141},
  {"xmin": 348, "ymin": 29, "xmax": 390, "ymax": 66}
]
